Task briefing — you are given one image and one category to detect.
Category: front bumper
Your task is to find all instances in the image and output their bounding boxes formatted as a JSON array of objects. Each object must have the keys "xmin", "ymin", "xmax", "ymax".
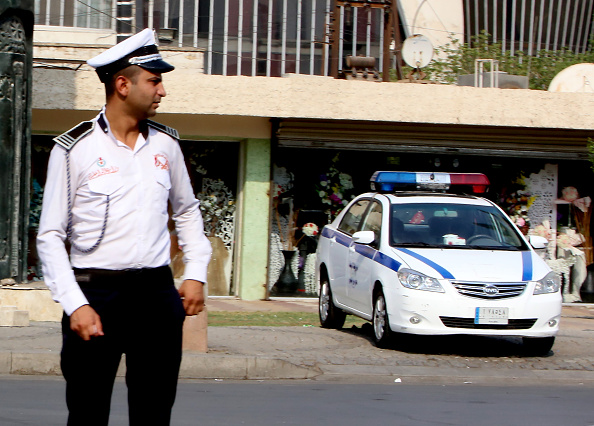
[{"xmin": 384, "ymin": 284, "xmax": 561, "ymax": 337}]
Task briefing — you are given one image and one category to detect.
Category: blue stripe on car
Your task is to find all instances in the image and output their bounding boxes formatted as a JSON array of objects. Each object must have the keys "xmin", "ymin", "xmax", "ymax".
[
  {"xmin": 335, "ymin": 232, "xmax": 351, "ymax": 247},
  {"xmin": 522, "ymin": 251, "xmax": 533, "ymax": 281},
  {"xmin": 374, "ymin": 252, "xmax": 401, "ymax": 272},
  {"xmin": 395, "ymin": 247, "xmax": 455, "ymax": 279},
  {"xmin": 321, "ymin": 228, "xmax": 401, "ymax": 272},
  {"xmin": 355, "ymin": 243, "xmax": 376, "ymax": 259}
]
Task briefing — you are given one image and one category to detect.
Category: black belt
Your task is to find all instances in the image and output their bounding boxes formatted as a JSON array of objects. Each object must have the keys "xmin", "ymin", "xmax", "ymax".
[{"xmin": 73, "ymin": 265, "xmax": 171, "ymax": 287}]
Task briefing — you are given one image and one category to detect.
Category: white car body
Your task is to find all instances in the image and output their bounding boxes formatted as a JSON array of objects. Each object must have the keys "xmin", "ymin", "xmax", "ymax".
[{"xmin": 316, "ymin": 191, "xmax": 562, "ymax": 342}]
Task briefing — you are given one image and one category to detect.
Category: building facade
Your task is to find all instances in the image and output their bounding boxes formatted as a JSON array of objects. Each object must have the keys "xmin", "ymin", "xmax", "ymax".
[{"xmin": 25, "ymin": 0, "xmax": 594, "ymax": 302}]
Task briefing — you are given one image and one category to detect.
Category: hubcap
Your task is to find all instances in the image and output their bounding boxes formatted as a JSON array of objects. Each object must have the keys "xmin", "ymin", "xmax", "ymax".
[
  {"xmin": 320, "ymin": 282, "xmax": 330, "ymax": 321},
  {"xmin": 374, "ymin": 296, "xmax": 386, "ymax": 339}
]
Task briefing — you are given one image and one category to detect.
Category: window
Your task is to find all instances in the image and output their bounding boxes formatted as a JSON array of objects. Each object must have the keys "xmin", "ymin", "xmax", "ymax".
[
  {"xmin": 360, "ymin": 200, "xmax": 382, "ymax": 245},
  {"xmin": 390, "ymin": 202, "xmax": 528, "ymax": 250},
  {"xmin": 35, "ymin": 0, "xmax": 113, "ymax": 29},
  {"xmin": 338, "ymin": 199, "xmax": 369, "ymax": 235}
]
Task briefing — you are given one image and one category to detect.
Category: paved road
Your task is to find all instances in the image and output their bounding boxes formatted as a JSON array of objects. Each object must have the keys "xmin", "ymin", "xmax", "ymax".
[{"xmin": 1, "ymin": 376, "xmax": 593, "ymax": 426}]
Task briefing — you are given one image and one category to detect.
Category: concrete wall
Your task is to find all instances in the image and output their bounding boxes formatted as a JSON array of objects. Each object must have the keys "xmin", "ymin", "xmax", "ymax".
[{"xmin": 33, "ymin": 62, "xmax": 594, "ymax": 132}]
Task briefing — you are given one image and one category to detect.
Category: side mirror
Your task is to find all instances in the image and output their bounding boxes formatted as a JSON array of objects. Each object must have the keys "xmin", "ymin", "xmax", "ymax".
[
  {"xmin": 529, "ymin": 235, "xmax": 548, "ymax": 249},
  {"xmin": 352, "ymin": 230, "xmax": 375, "ymax": 245}
]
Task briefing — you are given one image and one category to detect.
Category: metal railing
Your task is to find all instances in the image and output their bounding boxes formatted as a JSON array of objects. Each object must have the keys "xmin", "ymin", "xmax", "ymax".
[
  {"xmin": 464, "ymin": 0, "xmax": 594, "ymax": 54},
  {"xmin": 34, "ymin": 0, "xmax": 386, "ymax": 77}
]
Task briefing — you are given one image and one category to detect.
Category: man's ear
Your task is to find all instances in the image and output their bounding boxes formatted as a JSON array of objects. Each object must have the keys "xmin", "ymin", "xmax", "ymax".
[{"xmin": 114, "ymin": 75, "xmax": 130, "ymax": 97}]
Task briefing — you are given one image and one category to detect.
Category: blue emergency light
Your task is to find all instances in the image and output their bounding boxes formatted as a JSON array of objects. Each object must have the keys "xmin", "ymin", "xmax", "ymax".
[{"xmin": 370, "ymin": 171, "xmax": 490, "ymax": 193}]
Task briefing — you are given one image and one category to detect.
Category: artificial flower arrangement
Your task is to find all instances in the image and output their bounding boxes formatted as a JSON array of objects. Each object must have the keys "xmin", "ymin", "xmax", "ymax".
[
  {"xmin": 196, "ymin": 179, "xmax": 236, "ymax": 238},
  {"xmin": 499, "ymin": 174, "xmax": 536, "ymax": 234},
  {"xmin": 293, "ymin": 222, "xmax": 319, "ymax": 247},
  {"xmin": 317, "ymin": 154, "xmax": 355, "ymax": 219},
  {"xmin": 562, "ymin": 186, "xmax": 592, "ymax": 265}
]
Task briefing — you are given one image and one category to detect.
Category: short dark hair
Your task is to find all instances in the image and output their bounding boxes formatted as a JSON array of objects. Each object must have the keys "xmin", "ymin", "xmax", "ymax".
[{"xmin": 104, "ymin": 65, "xmax": 143, "ymax": 98}]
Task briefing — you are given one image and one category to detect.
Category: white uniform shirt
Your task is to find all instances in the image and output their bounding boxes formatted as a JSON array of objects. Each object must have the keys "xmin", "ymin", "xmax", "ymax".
[{"xmin": 37, "ymin": 112, "xmax": 212, "ymax": 315}]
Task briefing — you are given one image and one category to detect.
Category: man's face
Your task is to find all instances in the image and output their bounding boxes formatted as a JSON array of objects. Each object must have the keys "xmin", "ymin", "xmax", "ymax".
[{"xmin": 126, "ymin": 68, "xmax": 167, "ymax": 119}]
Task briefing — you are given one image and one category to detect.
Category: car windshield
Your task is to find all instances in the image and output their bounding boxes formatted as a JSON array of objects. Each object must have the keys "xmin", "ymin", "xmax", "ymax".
[{"xmin": 390, "ymin": 202, "xmax": 528, "ymax": 250}]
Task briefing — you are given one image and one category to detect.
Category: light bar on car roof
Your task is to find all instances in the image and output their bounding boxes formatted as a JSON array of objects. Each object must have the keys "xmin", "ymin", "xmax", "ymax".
[{"xmin": 370, "ymin": 171, "xmax": 490, "ymax": 193}]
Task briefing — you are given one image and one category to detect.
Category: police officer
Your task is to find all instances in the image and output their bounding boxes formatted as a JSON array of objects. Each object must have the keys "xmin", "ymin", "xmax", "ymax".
[{"xmin": 36, "ymin": 29, "xmax": 212, "ymax": 426}]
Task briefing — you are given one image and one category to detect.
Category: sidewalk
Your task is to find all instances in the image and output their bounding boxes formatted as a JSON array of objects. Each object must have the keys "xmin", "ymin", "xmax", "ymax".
[{"xmin": 0, "ymin": 298, "xmax": 593, "ymax": 385}]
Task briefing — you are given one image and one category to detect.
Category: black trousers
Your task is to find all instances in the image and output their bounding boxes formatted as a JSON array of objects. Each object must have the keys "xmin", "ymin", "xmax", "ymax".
[{"xmin": 61, "ymin": 266, "xmax": 186, "ymax": 426}]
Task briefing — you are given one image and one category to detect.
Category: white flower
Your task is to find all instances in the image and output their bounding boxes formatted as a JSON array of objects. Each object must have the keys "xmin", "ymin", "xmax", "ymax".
[
  {"xmin": 339, "ymin": 173, "xmax": 354, "ymax": 190},
  {"xmin": 302, "ymin": 222, "xmax": 319, "ymax": 236},
  {"xmin": 562, "ymin": 186, "xmax": 579, "ymax": 202}
]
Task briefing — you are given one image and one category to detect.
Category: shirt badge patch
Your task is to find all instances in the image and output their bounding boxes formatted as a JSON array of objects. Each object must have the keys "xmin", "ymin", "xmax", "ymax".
[
  {"xmin": 154, "ymin": 154, "xmax": 169, "ymax": 170},
  {"xmin": 88, "ymin": 157, "xmax": 119, "ymax": 181}
]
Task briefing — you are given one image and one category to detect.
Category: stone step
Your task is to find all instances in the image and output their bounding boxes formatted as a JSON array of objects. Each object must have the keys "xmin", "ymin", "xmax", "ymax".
[
  {"xmin": 0, "ymin": 284, "xmax": 63, "ymax": 322},
  {"xmin": 0, "ymin": 305, "xmax": 30, "ymax": 327}
]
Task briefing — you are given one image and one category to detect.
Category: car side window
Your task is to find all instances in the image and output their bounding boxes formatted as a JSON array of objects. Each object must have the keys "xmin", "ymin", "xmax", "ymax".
[
  {"xmin": 338, "ymin": 199, "xmax": 370, "ymax": 235},
  {"xmin": 360, "ymin": 200, "xmax": 382, "ymax": 245}
]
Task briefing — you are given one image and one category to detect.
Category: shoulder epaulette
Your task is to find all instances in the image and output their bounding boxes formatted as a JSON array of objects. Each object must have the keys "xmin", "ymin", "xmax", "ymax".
[
  {"xmin": 146, "ymin": 120, "xmax": 179, "ymax": 140},
  {"xmin": 53, "ymin": 121, "xmax": 95, "ymax": 151}
]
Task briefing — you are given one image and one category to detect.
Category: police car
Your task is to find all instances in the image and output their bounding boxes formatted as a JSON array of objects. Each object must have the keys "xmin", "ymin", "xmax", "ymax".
[{"xmin": 316, "ymin": 171, "xmax": 561, "ymax": 355}]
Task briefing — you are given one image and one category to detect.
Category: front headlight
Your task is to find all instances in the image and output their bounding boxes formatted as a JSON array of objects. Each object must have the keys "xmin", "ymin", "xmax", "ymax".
[
  {"xmin": 533, "ymin": 271, "xmax": 561, "ymax": 295},
  {"xmin": 397, "ymin": 268, "xmax": 444, "ymax": 293}
]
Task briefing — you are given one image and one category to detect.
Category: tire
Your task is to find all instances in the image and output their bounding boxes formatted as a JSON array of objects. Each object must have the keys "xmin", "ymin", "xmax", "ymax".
[
  {"xmin": 372, "ymin": 290, "xmax": 393, "ymax": 348},
  {"xmin": 319, "ymin": 276, "xmax": 346, "ymax": 329},
  {"xmin": 522, "ymin": 336, "xmax": 555, "ymax": 356}
]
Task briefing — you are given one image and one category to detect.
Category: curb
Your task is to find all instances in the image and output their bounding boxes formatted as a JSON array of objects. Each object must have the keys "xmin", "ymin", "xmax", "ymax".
[
  {"xmin": 0, "ymin": 351, "xmax": 61, "ymax": 376},
  {"xmin": 180, "ymin": 354, "xmax": 320, "ymax": 380},
  {"xmin": 3, "ymin": 350, "xmax": 594, "ymax": 385},
  {"xmin": 317, "ymin": 364, "xmax": 594, "ymax": 385},
  {"xmin": 0, "ymin": 351, "xmax": 320, "ymax": 381}
]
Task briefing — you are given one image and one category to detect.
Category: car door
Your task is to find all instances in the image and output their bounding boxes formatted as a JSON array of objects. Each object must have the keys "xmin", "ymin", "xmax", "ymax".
[
  {"xmin": 329, "ymin": 198, "xmax": 370, "ymax": 306},
  {"xmin": 347, "ymin": 199, "xmax": 383, "ymax": 314}
]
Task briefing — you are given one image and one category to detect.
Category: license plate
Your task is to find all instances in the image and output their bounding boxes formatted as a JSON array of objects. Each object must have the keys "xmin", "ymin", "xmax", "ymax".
[{"xmin": 475, "ymin": 307, "xmax": 509, "ymax": 324}]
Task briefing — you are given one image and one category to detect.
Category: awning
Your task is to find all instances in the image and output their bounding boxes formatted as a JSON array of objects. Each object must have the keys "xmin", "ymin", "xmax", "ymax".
[{"xmin": 275, "ymin": 119, "xmax": 591, "ymax": 160}]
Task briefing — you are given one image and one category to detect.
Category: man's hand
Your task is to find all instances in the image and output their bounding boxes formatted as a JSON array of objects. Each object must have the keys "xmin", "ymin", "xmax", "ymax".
[
  {"xmin": 178, "ymin": 279, "xmax": 205, "ymax": 316},
  {"xmin": 70, "ymin": 305, "xmax": 104, "ymax": 341}
]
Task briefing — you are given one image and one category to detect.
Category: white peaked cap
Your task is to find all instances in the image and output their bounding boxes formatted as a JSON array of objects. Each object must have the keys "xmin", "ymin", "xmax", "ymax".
[{"xmin": 87, "ymin": 28, "xmax": 174, "ymax": 82}]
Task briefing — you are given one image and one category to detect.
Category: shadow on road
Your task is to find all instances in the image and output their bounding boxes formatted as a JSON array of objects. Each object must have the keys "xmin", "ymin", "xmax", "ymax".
[{"xmin": 341, "ymin": 323, "xmax": 554, "ymax": 358}]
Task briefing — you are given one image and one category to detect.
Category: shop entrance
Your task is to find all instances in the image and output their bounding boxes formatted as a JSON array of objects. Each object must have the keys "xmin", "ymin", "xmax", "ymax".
[{"xmin": 269, "ymin": 147, "xmax": 592, "ymax": 299}]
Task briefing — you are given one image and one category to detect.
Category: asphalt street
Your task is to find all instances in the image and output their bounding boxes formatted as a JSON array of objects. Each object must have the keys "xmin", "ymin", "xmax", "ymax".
[{"xmin": 1, "ymin": 377, "xmax": 593, "ymax": 426}]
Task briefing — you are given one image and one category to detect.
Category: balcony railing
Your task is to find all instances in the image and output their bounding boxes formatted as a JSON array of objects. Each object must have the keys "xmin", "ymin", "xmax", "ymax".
[
  {"xmin": 34, "ymin": 0, "xmax": 385, "ymax": 77},
  {"xmin": 35, "ymin": 0, "xmax": 594, "ymax": 77}
]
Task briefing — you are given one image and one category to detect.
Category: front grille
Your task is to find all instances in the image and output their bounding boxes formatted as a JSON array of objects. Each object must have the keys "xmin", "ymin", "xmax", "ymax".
[
  {"xmin": 440, "ymin": 316, "xmax": 537, "ymax": 330},
  {"xmin": 451, "ymin": 281, "xmax": 526, "ymax": 299}
]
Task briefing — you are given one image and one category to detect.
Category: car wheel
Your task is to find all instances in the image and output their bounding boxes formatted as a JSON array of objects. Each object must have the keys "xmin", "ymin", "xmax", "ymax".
[
  {"xmin": 319, "ymin": 276, "xmax": 346, "ymax": 329},
  {"xmin": 372, "ymin": 290, "xmax": 393, "ymax": 348},
  {"xmin": 522, "ymin": 336, "xmax": 555, "ymax": 356}
]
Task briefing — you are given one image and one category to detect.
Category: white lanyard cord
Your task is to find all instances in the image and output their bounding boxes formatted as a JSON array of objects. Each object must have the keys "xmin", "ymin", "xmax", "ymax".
[{"xmin": 65, "ymin": 150, "xmax": 109, "ymax": 253}]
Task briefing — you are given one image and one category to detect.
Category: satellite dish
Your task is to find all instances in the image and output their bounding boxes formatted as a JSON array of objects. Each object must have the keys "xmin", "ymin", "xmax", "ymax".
[
  {"xmin": 548, "ymin": 63, "xmax": 594, "ymax": 93},
  {"xmin": 401, "ymin": 34, "xmax": 434, "ymax": 68}
]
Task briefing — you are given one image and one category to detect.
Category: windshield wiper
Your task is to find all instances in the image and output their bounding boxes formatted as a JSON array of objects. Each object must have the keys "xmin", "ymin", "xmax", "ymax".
[
  {"xmin": 393, "ymin": 242, "xmax": 437, "ymax": 248},
  {"xmin": 467, "ymin": 245, "xmax": 520, "ymax": 251}
]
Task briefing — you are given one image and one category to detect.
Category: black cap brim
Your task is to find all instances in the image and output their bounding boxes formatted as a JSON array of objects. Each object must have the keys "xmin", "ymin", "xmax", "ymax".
[{"xmin": 137, "ymin": 58, "xmax": 175, "ymax": 74}]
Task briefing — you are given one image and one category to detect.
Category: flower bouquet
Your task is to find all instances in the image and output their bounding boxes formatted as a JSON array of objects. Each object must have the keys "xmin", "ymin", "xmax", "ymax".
[{"xmin": 317, "ymin": 154, "xmax": 355, "ymax": 220}]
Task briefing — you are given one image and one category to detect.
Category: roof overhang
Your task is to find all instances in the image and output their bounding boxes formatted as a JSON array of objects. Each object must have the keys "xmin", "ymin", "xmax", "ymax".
[{"xmin": 275, "ymin": 118, "xmax": 591, "ymax": 160}]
